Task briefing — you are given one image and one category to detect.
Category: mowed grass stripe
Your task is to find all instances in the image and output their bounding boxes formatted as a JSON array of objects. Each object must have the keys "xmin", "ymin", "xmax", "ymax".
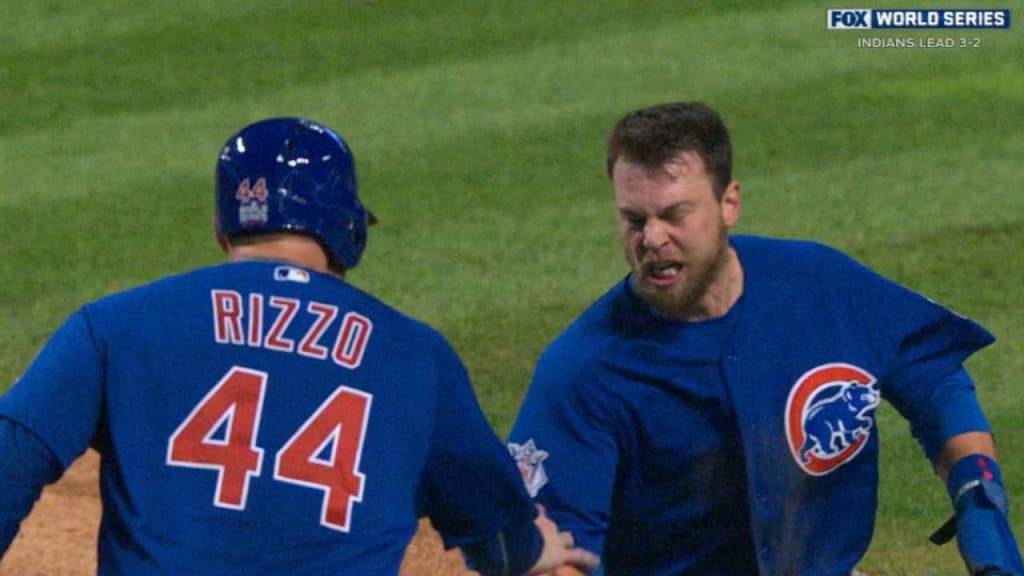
[
  {"xmin": 1, "ymin": 1, "xmax": 813, "ymax": 136},
  {"xmin": 4, "ymin": 3, "xmax": 1018, "ymax": 213}
]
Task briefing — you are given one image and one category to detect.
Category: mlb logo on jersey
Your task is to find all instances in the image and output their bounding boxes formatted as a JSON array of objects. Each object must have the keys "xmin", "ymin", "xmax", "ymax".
[
  {"xmin": 274, "ymin": 266, "xmax": 310, "ymax": 283},
  {"xmin": 785, "ymin": 363, "xmax": 880, "ymax": 476},
  {"xmin": 508, "ymin": 439, "xmax": 549, "ymax": 497}
]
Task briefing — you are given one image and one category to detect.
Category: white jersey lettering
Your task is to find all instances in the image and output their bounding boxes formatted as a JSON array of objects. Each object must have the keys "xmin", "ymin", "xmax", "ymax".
[
  {"xmin": 331, "ymin": 312, "xmax": 372, "ymax": 369},
  {"xmin": 265, "ymin": 297, "xmax": 300, "ymax": 352},
  {"xmin": 209, "ymin": 290, "xmax": 372, "ymax": 369},
  {"xmin": 212, "ymin": 290, "xmax": 244, "ymax": 345},
  {"xmin": 298, "ymin": 302, "xmax": 339, "ymax": 360}
]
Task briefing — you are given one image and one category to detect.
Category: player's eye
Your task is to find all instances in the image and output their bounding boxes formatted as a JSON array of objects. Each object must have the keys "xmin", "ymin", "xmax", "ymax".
[
  {"xmin": 622, "ymin": 214, "xmax": 645, "ymax": 229},
  {"xmin": 662, "ymin": 207, "xmax": 689, "ymax": 224}
]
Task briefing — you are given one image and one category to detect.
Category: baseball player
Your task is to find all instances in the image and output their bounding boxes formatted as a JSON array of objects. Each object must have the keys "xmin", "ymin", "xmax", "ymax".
[
  {"xmin": 0, "ymin": 118, "xmax": 598, "ymax": 575},
  {"xmin": 507, "ymin": 102, "xmax": 1023, "ymax": 575}
]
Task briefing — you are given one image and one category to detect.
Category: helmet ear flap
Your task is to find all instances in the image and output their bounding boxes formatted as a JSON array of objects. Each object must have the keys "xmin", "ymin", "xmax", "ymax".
[{"xmin": 336, "ymin": 208, "xmax": 369, "ymax": 270}]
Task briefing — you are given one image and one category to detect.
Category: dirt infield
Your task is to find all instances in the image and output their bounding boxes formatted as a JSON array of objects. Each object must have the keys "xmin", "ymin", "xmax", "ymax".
[{"xmin": 0, "ymin": 450, "xmax": 466, "ymax": 575}]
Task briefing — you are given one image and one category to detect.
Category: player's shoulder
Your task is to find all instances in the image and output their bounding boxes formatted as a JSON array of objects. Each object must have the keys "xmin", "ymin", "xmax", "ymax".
[
  {"xmin": 82, "ymin": 261, "xmax": 438, "ymax": 339},
  {"xmin": 731, "ymin": 234, "xmax": 869, "ymax": 281},
  {"xmin": 306, "ymin": 273, "xmax": 457, "ymax": 358},
  {"xmin": 81, "ymin": 263, "xmax": 219, "ymax": 311},
  {"xmin": 81, "ymin": 261, "xmax": 259, "ymax": 312},
  {"xmin": 547, "ymin": 278, "xmax": 626, "ymax": 340},
  {"xmin": 536, "ymin": 278, "xmax": 635, "ymax": 379},
  {"xmin": 732, "ymin": 234, "xmax": 851, "ymax": 264}
]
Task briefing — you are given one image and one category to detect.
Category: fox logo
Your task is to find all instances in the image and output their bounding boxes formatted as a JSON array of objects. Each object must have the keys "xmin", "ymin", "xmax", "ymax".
[{"xmin": 785, "ymin": 363, "xmax": 880, "ymax": 476}]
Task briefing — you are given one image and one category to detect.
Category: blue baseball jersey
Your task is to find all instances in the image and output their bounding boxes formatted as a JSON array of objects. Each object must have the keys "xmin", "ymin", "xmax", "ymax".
[
  {"xmin": 0, "ymin": 260, "xmax": 538, "ymax": 575},
  {"xmin": 508, "ymin": 235, "xmax": 994, "ymax": 576}
]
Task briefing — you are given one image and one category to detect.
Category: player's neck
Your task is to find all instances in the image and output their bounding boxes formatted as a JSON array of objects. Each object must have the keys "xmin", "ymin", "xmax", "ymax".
[
  {"xmin": 702, "ymin": 248, "xmax": 743, "ymax": 318},
  {"xmin": 227, "ymin": 236, "xmax": 332, "ymax": 275},
  {"xmin": 679, "ymin": 246, "xmax": 744, "ymax": 322}
]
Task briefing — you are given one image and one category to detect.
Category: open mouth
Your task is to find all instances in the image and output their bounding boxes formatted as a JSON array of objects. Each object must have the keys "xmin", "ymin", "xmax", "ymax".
[{"xmin": 642, "ymin": 261, "xmax": 683, "ymax": 287}]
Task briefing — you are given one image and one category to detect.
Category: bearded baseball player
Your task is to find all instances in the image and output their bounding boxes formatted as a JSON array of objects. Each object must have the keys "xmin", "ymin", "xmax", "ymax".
[
  {"xmin": 0, "ymin": 118, "xmax": 597, "ymax": 575},
  {"xmin": 507, "ymin": 102, "xmax": 1022, "ymax": 575}
]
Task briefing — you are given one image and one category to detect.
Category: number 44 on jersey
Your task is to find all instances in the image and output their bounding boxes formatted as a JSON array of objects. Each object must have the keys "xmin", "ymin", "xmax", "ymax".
[{"xmin": 166, "ymin": 366, "xmax": 372, "ymax": 532}]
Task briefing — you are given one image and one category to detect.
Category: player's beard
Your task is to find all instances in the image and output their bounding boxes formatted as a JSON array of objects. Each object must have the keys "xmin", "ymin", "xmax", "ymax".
[{"xmin": 631, "ymin": 228, "xmax": 729, "ymax": 320}]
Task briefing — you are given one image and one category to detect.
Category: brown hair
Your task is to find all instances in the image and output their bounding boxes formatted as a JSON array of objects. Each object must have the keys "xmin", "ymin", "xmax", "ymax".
[{"xmin": 606, "ymin": 102, "xmax": 732, "ymax": 198}]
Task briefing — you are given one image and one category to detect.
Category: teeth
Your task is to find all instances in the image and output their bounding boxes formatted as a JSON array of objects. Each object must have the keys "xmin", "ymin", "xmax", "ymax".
[{"xmin": 648, "ymin": 263, "xmax": 681, "ymax": 278}]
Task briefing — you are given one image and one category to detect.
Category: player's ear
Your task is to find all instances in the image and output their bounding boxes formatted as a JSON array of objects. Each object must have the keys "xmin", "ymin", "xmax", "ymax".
[
  {"xmin": 212, "ymin": 215, "xmax": 229, "ymax": 253},
  {"xmin": 721, "ymin": 180, "xmax": 741, "ymax": 227}
]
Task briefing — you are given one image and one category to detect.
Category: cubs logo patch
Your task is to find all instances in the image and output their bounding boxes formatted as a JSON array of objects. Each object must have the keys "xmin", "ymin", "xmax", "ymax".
[
  {"xmin": 236, "ymin": 177, "xmax": 269, "ymax": 226},
  {"xmin": 508, "ymin": 439, "xmax": 549, "ymax": 497},
  {"xmin": 785, "ymin": 363, "xmax": 880, "ymax": 476}
]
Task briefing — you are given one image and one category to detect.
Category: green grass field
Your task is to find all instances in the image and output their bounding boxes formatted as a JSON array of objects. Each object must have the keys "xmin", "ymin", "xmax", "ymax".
[{"xmin": 1, "ymin": 2, "xmax": 1021, "ymax": 573}]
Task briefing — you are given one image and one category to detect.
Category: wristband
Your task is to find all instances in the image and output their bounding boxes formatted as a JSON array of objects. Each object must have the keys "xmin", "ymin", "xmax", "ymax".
[{"xmin": 930, "ymin": 455, "xmax": 1008, "ymax": 546}]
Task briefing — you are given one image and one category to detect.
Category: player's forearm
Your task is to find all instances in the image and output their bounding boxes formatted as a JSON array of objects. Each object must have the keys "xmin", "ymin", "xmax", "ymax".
[
  {"xmin": 936, "ymin": 431, "xmax": 997, "ymax": 481},
  {"xmin": 460, "ymin": 511, "xmax": 543, "ymax": 576},
  {"xmin": 462, "ymin": 507, "xmax": 600, "ymax": 576},
  {"xmin": 0, "ymin": 417, "xmax": 63, "ymax": 556}
]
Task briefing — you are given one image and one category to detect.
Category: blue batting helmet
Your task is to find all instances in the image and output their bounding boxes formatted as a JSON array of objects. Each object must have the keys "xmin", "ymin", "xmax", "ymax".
[{"xmin": 215, "ymin": 117, "xmax": 375, "ymax": 271}]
